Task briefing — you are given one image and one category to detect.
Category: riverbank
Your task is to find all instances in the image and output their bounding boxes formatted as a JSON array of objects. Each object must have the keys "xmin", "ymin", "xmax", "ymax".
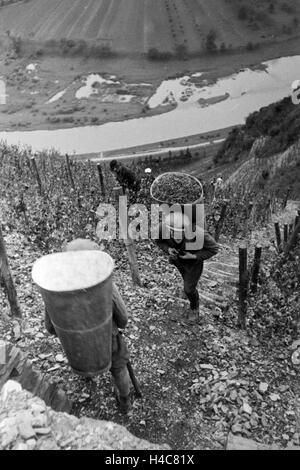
[
  {"xmin": 0, "ymin": 33, "xmax": 299, "ymax": 134},
  {"xmin": 74, "ymin": 127, "xmax": 231, "ymax": 161},
  {"xmin": 0, "ymin": 51, "xmax": 298, "ymax": 156}
]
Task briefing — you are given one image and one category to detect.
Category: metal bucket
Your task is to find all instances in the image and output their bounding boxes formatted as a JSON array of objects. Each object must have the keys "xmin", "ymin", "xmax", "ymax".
[{"xmin": 32, "ymin": 250, "xmax": 114, "ymax": 377}]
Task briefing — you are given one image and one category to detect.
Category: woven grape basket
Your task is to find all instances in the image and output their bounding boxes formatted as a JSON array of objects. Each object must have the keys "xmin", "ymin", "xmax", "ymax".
[
  {"xmin": 150, "ymin": 172, "xmax": 204, "ymax": 226},
  {"xmin": 150, "ymin": 172, "xmax": 203, "ymax": 205}
]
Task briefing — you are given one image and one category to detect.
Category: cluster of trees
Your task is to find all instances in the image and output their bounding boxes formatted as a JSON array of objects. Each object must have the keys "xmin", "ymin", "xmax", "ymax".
[
  {"xmin": 236, "ymin": 1, "xmax": 277, "ymax": 22},
  {"xmin": 147, "ymin": 48, "xmax": 172, "ymax": 61},
  {"xmin": 236, "ymin": 0, "xmax": 299, "ymax": 34},
  {"xmin": 56, "ymin": 38, "xmax": 114, "ymax": 58},
  {"xmin": 205, "ymin": 30, "xmax": 260, "ymax": 54},
  {"xmin": 147, "ymin": 31, "xmax": 261, "ymax": 61},
  {"xmin": 8, "ymin": 33, "xmax": 115, "ymax": 59},
  {"xmin": 20, "ymin": 37, "xmax": 114, "ymax": 59},
  {"xmin": 147, "ymin": 43, "xmax": 188, "ymax": 61},
  {"xmin": 205, "ymin": 30, "xmax": 217, "ymax": 52}
]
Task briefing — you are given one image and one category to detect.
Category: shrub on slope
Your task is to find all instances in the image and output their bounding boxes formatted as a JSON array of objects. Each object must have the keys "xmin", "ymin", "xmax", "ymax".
[{"xmin": 215, "ymin": 97, "xmax": 300, "ymax": 164}]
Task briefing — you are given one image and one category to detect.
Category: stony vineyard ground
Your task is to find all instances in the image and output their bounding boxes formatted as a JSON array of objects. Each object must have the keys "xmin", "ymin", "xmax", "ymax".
[
  {"xmin": 0, "ymin": 144, "xmax": 299, "ymax": 449},
  {"xmin": 1, "ymin": 212, "xmax": 300, "ymax": 449}
]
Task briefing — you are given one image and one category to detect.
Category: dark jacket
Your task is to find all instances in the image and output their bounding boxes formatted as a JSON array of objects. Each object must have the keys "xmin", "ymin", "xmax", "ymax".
[
  {"xmin": 156, "ymin": 223, "xmax": 219, "ymax": 264},
  {"xmin": 112, "ymin": 283, "xmax": 128, "ymax": 335},
  {"xmin": 115, "ymin": 166, "xmax": 140, "ymax": 192}
]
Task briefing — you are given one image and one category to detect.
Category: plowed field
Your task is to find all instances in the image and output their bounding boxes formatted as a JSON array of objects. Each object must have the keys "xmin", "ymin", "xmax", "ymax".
[{"xmin": 0, "ymin": 0, "xmax": 299, "ymax": 54}]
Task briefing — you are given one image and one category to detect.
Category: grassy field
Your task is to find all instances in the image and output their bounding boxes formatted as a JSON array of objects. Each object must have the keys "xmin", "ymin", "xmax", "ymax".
[{"xmin": 0, "ymin": 0, "xmax": 300, "ymax": 54}]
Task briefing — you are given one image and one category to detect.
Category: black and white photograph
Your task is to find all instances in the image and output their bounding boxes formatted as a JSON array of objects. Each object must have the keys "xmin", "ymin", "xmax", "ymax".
[{"xmin": 0, "ymin": 0, "xmax": 299, "ymax": 454}]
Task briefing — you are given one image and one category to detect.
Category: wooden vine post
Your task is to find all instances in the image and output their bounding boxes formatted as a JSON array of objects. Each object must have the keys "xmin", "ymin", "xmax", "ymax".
[
  {"xmin": 282, "ymin": 187, "xmax": 290, "ymax": 209},
  {"xmin": 248, "ymin": 201, "xmax": 254, "ymax": 217},
  {"xmin": 283, "ymin": 224, "xmax": 288, "ymax": 248},
  {"xmin": 30, "ymin": 157, "xmax": 43, "ymax": 195},
  {"xmin": 66, "ymin": 154, "xmax": 82, "ymax": 208},
  {"xmin": 0, "ymin": 224, "xmax": 22, "ymax": 317},
  {"xmin": 238, "ymin": 246, "xmax": 248, "ymax": 329},
  {"xmin": 65, "ymin": 154, "xmax": 75, "ymax": 190},
  {"xmin": 284, "ymin": 220, "xmax": 300, "ymax": 257},
  {"xmin": 97, "ymin": 163, "xmax": 106, "ymax": 199},
  {"xmin": 113, "ymin": 187, "xmax": 142, "ymax": 286},
  {"xmin": 250, "ymin": 245, "xmax": 262, "ymax": 294},
  {"xmin": 274, "ymin": 221, "xmax": 282, "ymax": 252},
  {"xmin": 19, "ymin": 194, "xmax": 29, "ymax": 227},
  {"xmin": 215, "ymin": 199, "xmax": 228, "ymax": 242},
  {"xmin": 25, "ymin": 152, "xmax": 34, "ymax": 175}
]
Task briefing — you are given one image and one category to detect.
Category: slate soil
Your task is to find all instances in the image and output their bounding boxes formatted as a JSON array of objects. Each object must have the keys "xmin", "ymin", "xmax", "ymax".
[{"xmin": 1, "ymin": 223, "xmax": 299, "ymax": 450}]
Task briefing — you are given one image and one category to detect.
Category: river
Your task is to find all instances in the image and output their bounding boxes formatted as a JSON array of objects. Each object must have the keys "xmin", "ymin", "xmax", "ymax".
[{"xmin": 0, "ymin": 55, "xmax": 299, "ymax": 156}]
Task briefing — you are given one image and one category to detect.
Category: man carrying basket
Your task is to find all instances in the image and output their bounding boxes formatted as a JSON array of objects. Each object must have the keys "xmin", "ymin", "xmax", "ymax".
[
  {"xmin": 152, "ymin": 172, "xmax": 219, "ymax": 323},
  {"xmin": 156, "ymin": 213, "xmax": 219, "ymax": 322},
  {"xmin": 157, "ymin": 212, "xmax": 218, "ymax": 321}
]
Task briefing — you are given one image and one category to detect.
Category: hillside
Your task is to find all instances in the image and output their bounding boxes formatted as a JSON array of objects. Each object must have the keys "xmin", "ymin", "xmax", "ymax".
[
  {"xmin": 215, "ymin": 97, "xmax": 300, "ymax": 164},
  {"xmin": 0, "ymin": 1, "xmax": 300, "ymax": 452},
  {"xmin": 0, "ymin": 0, "xmax": 300, "ymax": 56},
  {"xmin": 214, "ymin": 97, "xmax": 300, "ymax": 198},
  {"xmin": 0, "ymin": 142, "xmax": 300, "ymax": 449}
]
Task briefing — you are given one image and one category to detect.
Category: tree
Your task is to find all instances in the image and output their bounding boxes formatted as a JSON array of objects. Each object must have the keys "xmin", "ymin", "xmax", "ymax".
[
  {"xmin": 220, "ymin": 42, "xmax": 227, "ymax": 53},
  {"xmin": 0, "ymin": 224, "xmax": 22, "ymax": 317},
  {"xmin": 175, "ymin": 44, "xmax": 187, "ymax": 60},
  {"xmin": 12, "ymin": 36, "xmax": 22, "ymax": 55},
  {"xmin": 238, "ymin": 6, "xmax": 248, "ymax": 20},
  {"xmin": 147, "ymin": 48, "xmax": 171, "ymax": 61},
  {"xmin": 206, "ymin": 30, "xmax": 217, "ymax": 53}
]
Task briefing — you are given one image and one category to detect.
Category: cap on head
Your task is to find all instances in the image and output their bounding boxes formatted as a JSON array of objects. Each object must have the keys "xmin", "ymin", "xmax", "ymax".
[
  {"xmin": 165, "ymin": 212, "xmax": 190, "ymax": 233},
  {"xmin": 64, "ymin": 238, "xmax": 99, "ymax": 252}
]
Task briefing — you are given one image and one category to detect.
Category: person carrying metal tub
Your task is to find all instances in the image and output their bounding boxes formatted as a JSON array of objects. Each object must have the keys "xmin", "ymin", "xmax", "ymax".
[{"xmin": 44, "ymin": 238, "xmax": 132, "ymax": 415}]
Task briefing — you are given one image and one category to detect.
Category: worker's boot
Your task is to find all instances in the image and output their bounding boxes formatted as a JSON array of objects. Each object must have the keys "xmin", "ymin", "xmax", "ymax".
[
  {"xmin": 119, "ymin": 394, "xmax": 132, "ymax": 415},
  {"xmin": 113, "ymin": 367, "xmax": 131, "ymax": 415},
  {"xmin": 181, "ymin": 289, "xmax": 188, "ymax": 300},
  {"xmin": 187, "ymin": 307, "xmax": 200, "ymax": 323},
  {"xmin": 176, "ymin": 287, "xmax": 188, "ymax": 299}
]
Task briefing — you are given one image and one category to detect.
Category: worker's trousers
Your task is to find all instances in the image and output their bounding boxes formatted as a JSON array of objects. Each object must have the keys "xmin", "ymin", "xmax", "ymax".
[
  {"xmin": 111, "ymin": 333, "xmax": 130, "ymax": 398},
  {"xmin": 171, "ymin": 258, "xmax": 204, "ymax": 310}
]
